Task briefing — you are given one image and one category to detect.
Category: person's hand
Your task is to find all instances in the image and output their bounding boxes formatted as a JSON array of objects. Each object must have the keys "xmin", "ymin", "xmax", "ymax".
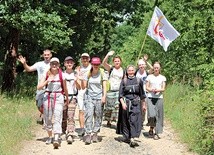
[
  {"xmin": 107, "ymin": 50, "xmax": 115, "ymax": 56},
  {"xmin": 78, "ymin": 74, "xmax": 84, "ymax": 81},
  {"xmin": 17, "ymin": 55, "xmax": 26, "ymax": 64},
  {"xmin": 65, "ymin": 100, "xmax": 69, "ymax": 106},
  {"xmin": 122, "ymin": 103, "xmax": 127, "ymax": 110},
  {"xmin": 142, "ymin": 103, "xmax": 147, "ymax": 112},
  {"xmin": 47, "ymin": 75, "xmax": 54, "ymax": 82},
  {"xmin": 143, "ymin": 54, "xmax": 148, "ymax": 61},
  {"xmin": 74, "ymin": 73, "xmax": 78, "ymax": 82},
  {"xmin": 101, "ymin": 96, "xmax": 106, "ymax": 104}
]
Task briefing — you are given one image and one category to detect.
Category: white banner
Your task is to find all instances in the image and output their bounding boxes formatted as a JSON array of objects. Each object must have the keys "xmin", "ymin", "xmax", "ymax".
[{"xmin": 147, "ymin": 6, "xmax": 180, "ymax": 51}]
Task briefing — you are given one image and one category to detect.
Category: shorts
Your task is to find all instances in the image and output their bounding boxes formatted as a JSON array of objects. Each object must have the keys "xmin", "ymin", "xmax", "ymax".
[
  {"xmin": 36, "ymin": 93, "xmax": 44, "ymax": 109},
  {"xmin": 77, "ymin": 89, "xmax": 86, "ymax": 111}
]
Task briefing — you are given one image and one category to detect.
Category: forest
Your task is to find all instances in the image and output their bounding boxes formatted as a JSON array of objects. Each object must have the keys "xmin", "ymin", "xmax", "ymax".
[{"xmin": 0, "ymin": 0, "xmax": 213, "ymax": 154}]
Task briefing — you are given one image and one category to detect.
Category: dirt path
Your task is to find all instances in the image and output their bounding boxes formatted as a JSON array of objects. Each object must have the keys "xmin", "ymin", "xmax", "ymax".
[{"xmin": 20, "ymin": 110, "xmax": 197, "ymax": 155}]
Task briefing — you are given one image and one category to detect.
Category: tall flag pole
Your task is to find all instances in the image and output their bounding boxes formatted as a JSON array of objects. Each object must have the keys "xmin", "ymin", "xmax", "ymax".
[{"xmin": 147, "ymin": 6, "xmax": 180, "ymax": 51}]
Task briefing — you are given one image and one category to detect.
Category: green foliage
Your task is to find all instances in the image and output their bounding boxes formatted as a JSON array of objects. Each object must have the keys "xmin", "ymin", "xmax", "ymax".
[
  {"xmin": 110, "ymin": 0, "xmax": 214, "ymax": 91},
  {"xmin": 198, "ymin": 91, "xmax": 214, "ymax": 154},
  {"xmin": 0, "ymin": 95, "xmax": 36, "ymax": 155},
  {"xmin": 165, "ymin": 84, "xmax": 214, "ymax": 154},
  {"xmin": 0, "ymin": 0, "xmax": 75, "ymax": 53}
]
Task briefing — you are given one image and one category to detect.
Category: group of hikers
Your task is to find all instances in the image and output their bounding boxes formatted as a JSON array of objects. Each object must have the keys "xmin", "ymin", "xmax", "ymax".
[{"xmin": 18, "ymin": 49, "xmax": 166, "ymax": 149}]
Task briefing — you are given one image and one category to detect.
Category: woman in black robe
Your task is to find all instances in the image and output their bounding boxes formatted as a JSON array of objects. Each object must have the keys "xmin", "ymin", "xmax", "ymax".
[{"xmin": 116, "ymin": 65, "xmax": 146, "ymax": 147}]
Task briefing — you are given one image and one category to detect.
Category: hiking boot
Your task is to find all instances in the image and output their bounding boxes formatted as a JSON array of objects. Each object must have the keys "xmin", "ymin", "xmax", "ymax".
[
  {"xmin": 45, "ymin": 137, "xmax": 52, "ymax": 145},
  {"xmin": 53, "ymin": 140, "xmax": 59, "ymax": 149},
  {"xmin": 84, "ymin": 134, "xmax": 91, "ymax": 145},
  {"xmin": 66, "ymin": 134, "xmax": 74, "ymax": 144},
  {"xmin": 92, "ymin": 133, "xmax": 98, "ymax": 143}
]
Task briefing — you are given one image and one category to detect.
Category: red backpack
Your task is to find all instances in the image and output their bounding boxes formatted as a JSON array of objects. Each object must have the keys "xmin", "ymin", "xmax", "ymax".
[
  {"xmin": 45, "ymin": 68, "xmax": 64, "ymax": 93},
  {"xmin": 39, "ymin": 68, "xmax": 64, "ymax": 114}
]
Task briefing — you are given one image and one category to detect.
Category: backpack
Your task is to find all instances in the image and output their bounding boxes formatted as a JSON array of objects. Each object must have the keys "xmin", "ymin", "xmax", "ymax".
[{"xmin": 39, "ymin": 68, "xmax": 64, "ymax": 114}]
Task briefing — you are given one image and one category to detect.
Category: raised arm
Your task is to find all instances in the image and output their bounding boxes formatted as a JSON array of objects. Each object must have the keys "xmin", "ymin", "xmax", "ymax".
[
  {"xmin": 102, "ymin": 51, "xmax": 114, "ymax": 72},
  {"xmin": 17, "ymin": 55, "xmax": 36, "ymax": 72},
  {"xmin": 142, "ymin": 54, "xmax": 153, "ymax": 73}
]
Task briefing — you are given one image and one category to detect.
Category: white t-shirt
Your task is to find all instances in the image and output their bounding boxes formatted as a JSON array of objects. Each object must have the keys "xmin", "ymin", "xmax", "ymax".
[
  {"xmin": 64, "ymin": 71, "xmax": 78, "ymax": 95},
  {"xmin": 79, "ymin": 64, "xmax": 92, "ymax": 79},
  {"xmin": 31, "ymin": 61, "xmax": 50, "ymax": 85},
  {"xmin": 31, "ymin": 61, "xmax": 50, "ymax": 98},
  {"xmin": 146, "ymin": 74, "xmax": 166, "ymax": 98},
  {"xmin": 109, "ymin": 67, "xmax": 124, "ymax": 91},
  {"xmin": 136, "ymin": 70, "xmax": 148, "ymax": 93}
]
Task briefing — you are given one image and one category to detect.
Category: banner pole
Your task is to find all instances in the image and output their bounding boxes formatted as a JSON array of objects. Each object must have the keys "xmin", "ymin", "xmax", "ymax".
[{"xmin": 137, "ymin": 34, "xmax": 147, "ymax": 62}]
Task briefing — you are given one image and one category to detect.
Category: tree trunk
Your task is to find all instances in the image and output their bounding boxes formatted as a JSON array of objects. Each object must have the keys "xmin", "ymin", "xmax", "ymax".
[{"xmin": 1, "ymin": 28, "xmax": 20, "ymax": 93}]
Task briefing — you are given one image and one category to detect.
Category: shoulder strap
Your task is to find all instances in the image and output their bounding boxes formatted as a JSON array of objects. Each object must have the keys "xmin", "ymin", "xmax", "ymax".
[
  {"xmin": 109, "ymin": 66, "xmax": 114, "ymax": 76},
  {"xmin": 58, "ymin": 68, "xmax": 64, "ymax": 92},
  {"xmin": 135, "ymin": 68, "xmax": 139, "ymax": 76},
  {"xmin": 100, "ymin": 68, "xmax": 104, "ymax": 82}
]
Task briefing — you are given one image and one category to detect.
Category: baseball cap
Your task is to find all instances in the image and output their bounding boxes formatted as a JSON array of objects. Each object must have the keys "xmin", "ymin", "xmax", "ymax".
[
  {"xmin": 91, "ymin": 57, "xmax": 101, "ymax": 65},
  {"xmin": 50, "ymin": 57, "xmax": 60, "ymax": 63},
  {"xmin": 64, "ymin": 56, "xmax": 74, "ymax": 62},
  {"xmin": 138, "ymin": 59, "xmax": 146, "ymax": 65},
  {"xmin": 81, "ymin": 53, "xmax": 90, "ymax": 57}
]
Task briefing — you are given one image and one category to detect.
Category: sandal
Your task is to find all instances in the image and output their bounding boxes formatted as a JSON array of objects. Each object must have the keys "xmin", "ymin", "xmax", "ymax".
[
  {"xmin": 107, "ymin": 121, "xmax": 111, "ymax": 127},
  {"xmin": 153, "ymin": 134, "xmax": 160, "ymax": 140},
  {"xmin": 148, "ymin": 130, "xmax": 154, "ymax": 138}
]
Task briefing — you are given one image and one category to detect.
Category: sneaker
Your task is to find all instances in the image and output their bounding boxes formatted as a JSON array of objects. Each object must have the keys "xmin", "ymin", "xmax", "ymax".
[
  {"xmin": 78, "ymin": 128, "xmax": 85, "ymax": 137},
  {"xmin": 37, "ymin": 116, "xmax": 44, "ymax": 125},
  {"xmin": 92, "ymin": 133, "xmax": 98, "ymax": 143},
  {"xmin": 84, "ymin": 134, "xmax": 91, "ymax": 145},
  {"xmin": 53, "ymin": 140, "xmax": 59, "ymax": 149},
  {"xmin": 45, "ymin": 137, "xmax": 52, "ymax": 145},
  {"xmin": 67, "ymin": 135, "xmax": 73, "ymax": 144}
]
